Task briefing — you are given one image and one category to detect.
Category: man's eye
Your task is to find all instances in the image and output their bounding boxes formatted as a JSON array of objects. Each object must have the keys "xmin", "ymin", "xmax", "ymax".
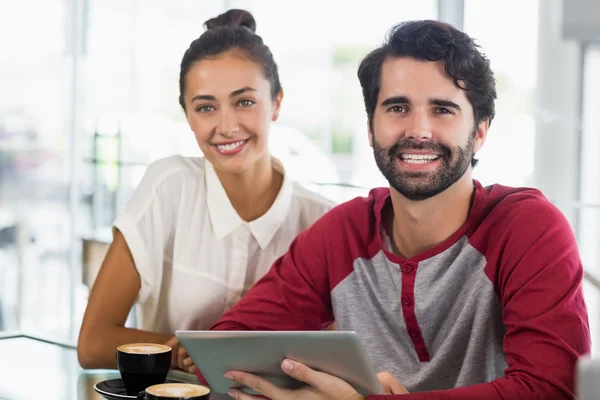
[{"xmin": 387, "ymin": 106, "xmax": 406, "ymax": 113}]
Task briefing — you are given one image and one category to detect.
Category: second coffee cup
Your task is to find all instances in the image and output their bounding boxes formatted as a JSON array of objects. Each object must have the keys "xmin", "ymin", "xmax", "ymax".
[{"xmin": 137, "ymin": 383, "xmax": 211, "ymax": 399}]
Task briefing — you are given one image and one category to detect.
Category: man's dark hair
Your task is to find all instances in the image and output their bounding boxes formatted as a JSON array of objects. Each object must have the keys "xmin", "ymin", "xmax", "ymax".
[{"xmin": 358, "ymin": 20, "xmax": 496, "ymax": 167}]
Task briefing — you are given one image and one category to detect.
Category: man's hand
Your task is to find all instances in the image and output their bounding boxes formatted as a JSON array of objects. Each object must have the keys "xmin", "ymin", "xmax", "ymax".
[
  {"xmin": 224, "ymin": 359, "xmax": 366, "ymax": 400},
  {"xmin": 164, "ymin": 336, "xmax": 197, "ymax": 374},
  {"xmin": 377, "ymin": 371, "xmax": 408, "ymax": 395}
]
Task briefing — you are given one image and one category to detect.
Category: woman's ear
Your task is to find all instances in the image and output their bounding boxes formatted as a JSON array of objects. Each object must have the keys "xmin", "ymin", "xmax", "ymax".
[{"xmin": 271, "ymin": 90, "xmax": 284, "ymax": 121}]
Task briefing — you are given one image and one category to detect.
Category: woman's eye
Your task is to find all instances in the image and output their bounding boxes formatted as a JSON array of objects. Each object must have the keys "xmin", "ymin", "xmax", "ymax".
[
  {"xmin": 196, "ymin": 105, "xmax": 214, "ymax": 113},
  {"xmin": 238, "ymin": 99, "xmax": 255, "ymax": 107}
]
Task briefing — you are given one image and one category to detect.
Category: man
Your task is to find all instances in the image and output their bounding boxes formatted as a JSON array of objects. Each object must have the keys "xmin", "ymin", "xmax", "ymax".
[{"xmin": 201, "ymin": 20, "xmax": 591, "ymax": 399}]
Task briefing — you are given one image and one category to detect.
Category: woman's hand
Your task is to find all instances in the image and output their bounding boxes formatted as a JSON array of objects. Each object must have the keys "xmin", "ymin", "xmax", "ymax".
[
  {"xmin": 165, "ymin": 336, "xmax": 197, "ymax": 374},
  {"xmin": 224, "ymin": 359, "xmax": 367, "ymax": 400}
]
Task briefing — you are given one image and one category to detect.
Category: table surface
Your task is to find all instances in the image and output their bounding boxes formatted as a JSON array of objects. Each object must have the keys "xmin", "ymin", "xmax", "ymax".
[{"xmin": 0, "ymin": 334, "xmax": 198, "ymax": 400}]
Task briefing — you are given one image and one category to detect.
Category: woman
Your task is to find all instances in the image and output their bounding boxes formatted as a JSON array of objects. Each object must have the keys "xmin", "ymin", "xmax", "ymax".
[{"xmin": 77, "ymin": 9, "xmax": 334, "ymax": 373}]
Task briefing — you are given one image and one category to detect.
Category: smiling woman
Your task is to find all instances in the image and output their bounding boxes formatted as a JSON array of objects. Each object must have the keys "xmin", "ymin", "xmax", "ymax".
[
  {"xmin": 76, "ymin": 8, "xmax": 335, "ymax": 373},
  {"xmin": 183, "ymin": 55, "xmax": 281, "ymax": 177},
  {"xmin": 177, "ymin": 10, "xmax": 285, "ymax": 185}
]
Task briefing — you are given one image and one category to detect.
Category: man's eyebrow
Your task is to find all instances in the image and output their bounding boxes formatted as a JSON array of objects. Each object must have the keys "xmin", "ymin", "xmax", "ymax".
[
  {"xmin": 430, "ymin": 98, "xmax": 462, "ymax": 111},
  {"xmin": 380, "ymin": 96, "xmax": 410, "ymax": 107}
]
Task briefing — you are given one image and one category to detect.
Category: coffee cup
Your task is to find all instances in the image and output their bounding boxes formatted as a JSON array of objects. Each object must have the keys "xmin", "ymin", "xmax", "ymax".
[
  {"xmin": 137, "ymin": 383, "xmax": 211, "ymax": 400},
  {"xmin": 116, "ymin": 343, "xmax": 172, "ymax": 395}
]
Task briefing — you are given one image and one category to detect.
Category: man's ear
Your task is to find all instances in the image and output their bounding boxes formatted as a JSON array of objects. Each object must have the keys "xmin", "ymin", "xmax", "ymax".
[
  {"xmin": 473, "ymin": 118, "xmax": 489, "ymax": 153},
  {"xmin": 367, "ymin": 120, "xmax": 374, "ymax": 148}
]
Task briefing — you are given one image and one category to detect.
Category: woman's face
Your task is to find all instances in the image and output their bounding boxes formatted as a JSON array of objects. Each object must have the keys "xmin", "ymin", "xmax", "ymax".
[{"xmin": 183, "ymin": 51, "xmax": 282, "ymax": 174}]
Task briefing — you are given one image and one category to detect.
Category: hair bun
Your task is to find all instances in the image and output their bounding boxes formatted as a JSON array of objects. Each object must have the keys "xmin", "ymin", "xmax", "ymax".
[{"xmin": 204, "ymin": 9, "xmax": 256, "ymax": 33}]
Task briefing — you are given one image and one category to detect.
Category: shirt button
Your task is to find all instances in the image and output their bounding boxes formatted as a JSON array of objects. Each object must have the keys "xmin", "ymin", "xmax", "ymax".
[
  {"xmin": 401, "ymin": 295, "xmax": 413, "ymax": 307},
  {"xmin": 408, "ymin": 328, "xmax": 420, "ymax": 338},
  {"xmin": 401, "ymin": 265, "xmax": 414, "ymax": 274}
]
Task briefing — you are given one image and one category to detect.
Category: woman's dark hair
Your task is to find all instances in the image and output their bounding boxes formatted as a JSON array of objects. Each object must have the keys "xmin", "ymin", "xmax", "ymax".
[
  {"xmin": 358, "ymin": 20, "xmax": 496, "ymax": 131},
  {"xmin": 178, "ymin": 9, "xmax": 282, "ymax": 112}
]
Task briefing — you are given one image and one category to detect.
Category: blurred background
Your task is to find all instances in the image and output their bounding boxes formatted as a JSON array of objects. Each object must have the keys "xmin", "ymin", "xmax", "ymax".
[{"xmin": 0, "ymin": 0, "xmax": 599, "ymax": 354}]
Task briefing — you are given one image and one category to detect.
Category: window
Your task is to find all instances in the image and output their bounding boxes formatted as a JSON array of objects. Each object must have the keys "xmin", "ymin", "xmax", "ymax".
[
  {"xmin": 578, "ymin": 44, "xmax": 600, "ymax": 354},
  {"xmin": 0, "ymin": 0, "xmax": 71, "ymax": 338},
  {"xmin": 464, "ymin": 0, "xmax": 539, "ymax": 187},
  {"xmin": 81, "ymin": 0, "xmax": 438, "ymax": 231},
  {"xmin": 243, "ymin": 0, "xmax": 438, "ymax": 196}
]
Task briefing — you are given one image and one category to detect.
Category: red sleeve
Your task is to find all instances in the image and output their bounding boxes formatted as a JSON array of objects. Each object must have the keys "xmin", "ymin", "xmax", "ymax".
[
  {"xmin": 210, "ymin": 211, "xmax": 338, "ymax": 331},
  {"xmin": 367, "ymin": 382, "xmax": 500, "ymax": 400},
  {"xmin": 370, "ymin": 196, "xmax": 591, "ymax": 400}
]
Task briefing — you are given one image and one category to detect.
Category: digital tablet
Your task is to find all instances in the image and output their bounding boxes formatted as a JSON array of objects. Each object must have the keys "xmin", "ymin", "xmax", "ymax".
[{"xmin": 176, "ymin": 330, "xmax": 383, "ymax": 395}]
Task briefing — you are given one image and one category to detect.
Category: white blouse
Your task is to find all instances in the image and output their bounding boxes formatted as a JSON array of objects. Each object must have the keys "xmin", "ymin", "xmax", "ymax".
[{"xmin": 113, "ymin": 155, "xmax": 335, "ymax": 333}]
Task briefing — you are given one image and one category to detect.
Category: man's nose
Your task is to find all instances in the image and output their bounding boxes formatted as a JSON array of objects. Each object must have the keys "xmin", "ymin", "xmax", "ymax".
[{"xmin": 405, "ymin": 110, "xmax": 432, "ymax": 141}]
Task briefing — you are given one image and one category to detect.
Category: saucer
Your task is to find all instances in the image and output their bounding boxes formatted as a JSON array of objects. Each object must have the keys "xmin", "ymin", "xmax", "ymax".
[{"xmin": 94, "ymin": 378, "xmax": 184, "ymax": 399}]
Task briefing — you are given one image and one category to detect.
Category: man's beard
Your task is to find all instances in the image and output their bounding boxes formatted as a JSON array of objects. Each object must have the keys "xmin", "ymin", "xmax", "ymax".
[{"xmin": 372, "ymin": 129, "xmax": 475, "ymax": 201}]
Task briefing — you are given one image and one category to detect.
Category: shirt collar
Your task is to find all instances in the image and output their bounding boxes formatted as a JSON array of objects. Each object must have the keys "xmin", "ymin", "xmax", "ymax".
[
  {"xmin": 205, "ymin": 157, "xmax": 294, "ymax": 249},
  {"xmin": 206, "ymin": 160, "xmax": 243, "ymax": 241}
]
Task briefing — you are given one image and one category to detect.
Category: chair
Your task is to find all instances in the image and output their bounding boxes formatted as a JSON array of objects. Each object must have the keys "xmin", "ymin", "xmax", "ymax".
[{"xmin": 577, "ymin": 356, "xmax": 600, "ymax": 399}]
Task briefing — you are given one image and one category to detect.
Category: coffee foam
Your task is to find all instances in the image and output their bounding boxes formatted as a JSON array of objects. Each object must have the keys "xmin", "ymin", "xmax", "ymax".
[
  {"xmin": 117, "ymin": 343, "xmax": 171, "ymax": 354},
  {"xmin": 146, "ymin": 383, "xmax": 210, "ymax": 397}
]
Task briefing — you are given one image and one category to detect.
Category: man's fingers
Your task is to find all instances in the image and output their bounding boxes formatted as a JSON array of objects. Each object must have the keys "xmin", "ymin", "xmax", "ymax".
[
  {"xmin": 377, "ymin": 372, "xmax": 392, "ymax": 395},
  {"xmin": 227, "ymin": 388, "xmax": 258, "ymax": 400},
  {"xmin": 280, "ymin": 359, "xmax": 353, "ymax": 398},
  {"xmin": 377, "ymin": 371, "xmax": 408, "ymax": 395},
  {"xmin": 280, "ymin": 359, "xmax": 314, "ymax": 384},
  {"xmin": 226, "ymin": 371, "xmax": 264, "ymax": 393},
  {"xmin": 224, "ymin": 371, "xmax": 287, "ymax": 399}
]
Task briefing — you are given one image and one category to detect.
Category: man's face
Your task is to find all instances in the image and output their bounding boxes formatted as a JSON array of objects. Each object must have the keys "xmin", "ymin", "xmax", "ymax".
[{"xmin": 370, "ymin": 57, "xmax": 487, "ymax": 201}]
